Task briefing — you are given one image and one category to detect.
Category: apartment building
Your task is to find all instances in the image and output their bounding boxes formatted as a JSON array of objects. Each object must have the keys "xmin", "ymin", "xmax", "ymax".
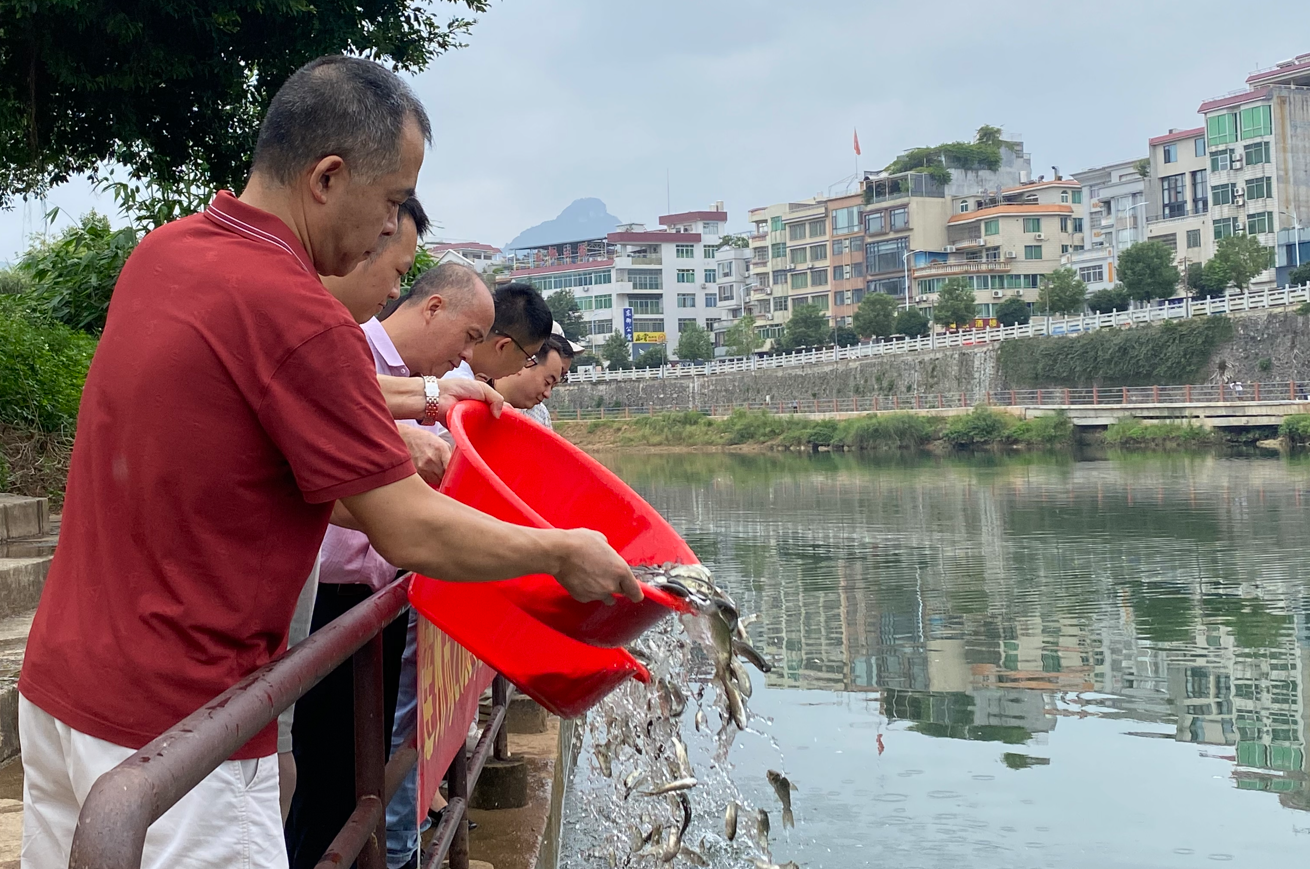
[
  {"xmin": 428, "ymin": 241, "xmax": 503, "ymax": 272},
  {"xmin": 745, "ymin": 199, "xmax": 820, "ymax": 345},
  {"xmin": 1069, "ymin": 160, "xmax": 1144, "ymax": 292},
  {"xmin": 504, "ymin": 205, "xmax": 728, "ymax": 360},
  {"xmin": 1200, "ymin": 54, "xmax": 1310, "ymax": 288},
  {"xmin": 828, "ymin": 191, "xmax": 865, "ymax": 328},
  {"xmin": 1144, "ymin": 127, "xmax": 1212, "ymax": 272},
  {"xmin": 913, "ymin": 179, "xmax": 1084, "ymax": 315}
]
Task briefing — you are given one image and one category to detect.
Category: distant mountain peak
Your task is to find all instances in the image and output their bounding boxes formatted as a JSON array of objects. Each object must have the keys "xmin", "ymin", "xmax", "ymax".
[{"xmin": 506, "ymin": 198, "xmax": 621, "ymax": 251}]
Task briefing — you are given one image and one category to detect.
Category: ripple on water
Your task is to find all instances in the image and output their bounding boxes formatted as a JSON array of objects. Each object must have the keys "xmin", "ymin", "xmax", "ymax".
[
  {"xmin": 873, "ymin": 793, "xmax": 909, "ymax": 802},
  {"xmin": 928, "ymin": 790, "xmax": 962, "ymax": 800}
]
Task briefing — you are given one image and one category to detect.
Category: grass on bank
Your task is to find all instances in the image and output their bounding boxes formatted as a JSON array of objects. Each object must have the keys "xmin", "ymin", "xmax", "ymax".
[
  {"xmin": 1280, "ymin": 414, "xmax": 1310, "ymax": 445},
  {"xmin": 1104, "ymin": 416, "xmax": 1221, "ymax": 447}
]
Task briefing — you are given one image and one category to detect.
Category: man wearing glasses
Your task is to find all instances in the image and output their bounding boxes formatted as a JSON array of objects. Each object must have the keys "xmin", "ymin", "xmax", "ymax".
[{"xmin": 444, "ymin": 282, "xmax": 552, "ymax": 384}]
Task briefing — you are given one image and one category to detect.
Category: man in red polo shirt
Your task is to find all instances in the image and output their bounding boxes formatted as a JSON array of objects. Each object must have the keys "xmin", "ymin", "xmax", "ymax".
[{"xmin": 17, "ymin": 55, "xmax": 639, "ymax": 869}]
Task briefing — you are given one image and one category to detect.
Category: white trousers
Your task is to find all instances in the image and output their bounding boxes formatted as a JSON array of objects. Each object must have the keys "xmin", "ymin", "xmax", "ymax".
[{"xmin": 19, "ymin": 695, "xmax": 288, "ymax": 869}]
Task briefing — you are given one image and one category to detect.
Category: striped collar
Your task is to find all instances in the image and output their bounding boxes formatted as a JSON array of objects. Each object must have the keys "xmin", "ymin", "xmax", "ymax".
[{"xmin": 202, "ymin": 191, "xmax": 315, "ymax": 275}]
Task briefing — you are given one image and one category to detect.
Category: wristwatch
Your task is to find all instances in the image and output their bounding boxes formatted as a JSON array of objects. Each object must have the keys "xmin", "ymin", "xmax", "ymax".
[{"xmin": 422, "ymin": 376, "xmax": 441, "ymax": 423}]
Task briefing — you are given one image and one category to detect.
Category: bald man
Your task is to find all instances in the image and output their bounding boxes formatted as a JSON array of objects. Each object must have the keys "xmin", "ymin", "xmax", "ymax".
[{"xmin": 285, "ymin": 262, "xmax": 495, "ymax": 869}]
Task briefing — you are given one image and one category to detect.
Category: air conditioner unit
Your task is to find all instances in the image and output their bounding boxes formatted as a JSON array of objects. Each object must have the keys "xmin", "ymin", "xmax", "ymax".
[
  {"xmin": 992, "ymin": 290, "xmax": 1004, "ymax": 299},
  {"xmin": 944, "ymin": 245, "xmax": 957, "ymax": 253},
  {"xmin": 1005, "ymin": 250, "xmax": 1018, "ymax": 259},
  {"xmin": 1034, "ymin": 233, "xmax": 1047, "ymax": 241},
  {"xmin": 763, "ymin": 311, "xmax": 774, "ymax": 321},
  {"xmin": 1234, "ymin": 193, "xmax": 1246, "ymax": 208},
  {"xmin": 1013, "ymin": 289, "xmax": 1025, "ymax": 296},
  {"xmin": 1232, "ymin": 155, "xmax": 1244, "ymax": 169},
  {"xmin": 916, "ymin": 295, "xmax": 929, "ymax": 303}
]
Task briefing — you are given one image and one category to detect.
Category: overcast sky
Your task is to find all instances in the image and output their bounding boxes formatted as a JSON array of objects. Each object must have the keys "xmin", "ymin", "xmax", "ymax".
[{"xmin": 4, "ymin": 0, "xmax": 1310, "ymax": 260}]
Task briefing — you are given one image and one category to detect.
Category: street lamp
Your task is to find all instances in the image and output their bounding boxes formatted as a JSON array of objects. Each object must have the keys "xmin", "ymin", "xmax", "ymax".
[
  {"xmin": 1278, "ymin": 209, "xmax": 1302, "ymax": 268},
  {"xmin": 902, "ymin": 248, "xmax": 919, "ymax": 310}
]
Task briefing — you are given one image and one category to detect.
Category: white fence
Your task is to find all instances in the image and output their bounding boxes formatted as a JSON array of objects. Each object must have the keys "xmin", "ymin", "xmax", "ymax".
[{"xmin": 565, "ymin": 284, "xmax": 1310, "ymax": 385}]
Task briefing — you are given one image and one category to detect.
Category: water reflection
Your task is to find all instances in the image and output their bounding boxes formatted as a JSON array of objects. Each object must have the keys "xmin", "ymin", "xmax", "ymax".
[{"xmin": 599, "ymin": 452, "xmax": 1310, "ymax": 862}]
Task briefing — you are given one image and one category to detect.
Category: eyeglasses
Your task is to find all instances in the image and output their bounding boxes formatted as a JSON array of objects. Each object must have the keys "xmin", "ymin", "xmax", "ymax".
[{"xmin": 493, "ymin": 329, "xmax": 537, "ymax": 368}]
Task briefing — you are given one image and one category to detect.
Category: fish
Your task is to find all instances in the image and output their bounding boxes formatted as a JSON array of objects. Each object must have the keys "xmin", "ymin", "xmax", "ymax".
[
  {"xmin": 767, "ymin": 770, "xmax": 796, "ymax": 828},
  {"xmin": 659, "ymin": 828, "xmax": 680, "ymax": 863},
  {"xmin": 676, "ymin": 791, "xmax": 692, "ymax": 839},
  {"xmin": 756, "ymin": 809, "xmax": 771, "ymax": 855},
  {"xmin": 753, "ymin": 861, "xmax": 800, "ymax": 869},
  {"xmin": 694, "ymin": 708, "xmax": 707, "ymax": 732},
  {"xmin": 724, "ymin": 677, "xmax": 748, "ymax": 731},
  {"xmin": 678, "ymin": 846, "xmax": 708, "ymax": 867},
  {"xmin": 660, "ymin": 679, "xmax": 687, "ymax": 718},
  {"xmin": 736, "ymin": 612, "xmax": 760, "ymax": 639},
  {"xmin": 640, "ymin": 777, "xmax": 698, "ymax": 796},
  {"xmin": 724, "ymin": 801, "xmax": 739, "ymax": 841},
  {"xmin": 622, "ymin": 769, "xmax": 647, "ymax": 800},
  {"xmin": 595, "ymin": 742, "xmax": 613, "ymax": 778},
  {"xmin": 672, "ymin": 736, "xmax": 691, "ymax": 778},
  {"xmin": 733, "ymin": 637, "xmax": 773, "ymax": 674},
  {"xmin": 729, "ymin": 656, "xmax": 753, "ymax": 698}
]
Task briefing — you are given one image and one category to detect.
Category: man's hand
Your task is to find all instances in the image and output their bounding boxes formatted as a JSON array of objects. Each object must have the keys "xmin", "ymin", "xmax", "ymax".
[
  {"xmin": 436, "ymin": 378, "xmax": 504, "ymax": 426},
  {"xmin": 553, "ymin": 529, "xmax": 644, "ymax": 605},
  {"xmin": 397, "ymin": 425, "xmax": 452, "ymax": 485}
]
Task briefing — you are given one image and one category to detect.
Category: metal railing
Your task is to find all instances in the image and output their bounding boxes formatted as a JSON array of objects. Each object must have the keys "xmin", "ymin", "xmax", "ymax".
[
  {"xmin": 553, "ymin": 380, "xmax": 1310, "ymax": 421},
  {"xmin": 69, "ymin": 575, "xmax": 509, "ymax": 869},
  {"xmin": 564, "ymin": 283, "xmax": 1310, "ymax": 384}
]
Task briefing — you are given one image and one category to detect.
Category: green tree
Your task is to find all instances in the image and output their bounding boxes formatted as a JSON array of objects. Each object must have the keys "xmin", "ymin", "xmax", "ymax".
[
  {"xmin": 634, "ymin": 345, "xmax": 668, "ymax": 369},
  {"xmin": 724, "ymin": 313, "xmax": 763, "ymax": 357},
  {"xmin": 852, "ymin": 292, "xmax": 899, "ymax": 339},
  {"xmin": 18, "ymin": 212, "xmax": 138, "ymax": 333},
  {"xmin": 1290, "ymin": 262, "xmax": 1310, "ymax": 287},
  {"xmin": 1191, "ymin": 258, "xmax": 1232, "ymax": 299},
  {"xmin": 675, "ymin": 322, "xmax": 713, "ymax": 362},
  {"xmin": 1211, "ymin": 234, "xmax": 1272, "ymax": 291},
  {"xmin": 716, "ymin": 235, "xmax": 750, "ymax": 249},
  {"xmin": 0, "ymin": 1, "xmax": 488, "ymax": 206},
  {"xmin": 994, "ymin": 296, "xmax": 1031, "ymax": 326},
  {"xmin": 932, "ymin": 277, "xmax": 978, "ymax": 329},
  {"xmin": 545, "ymin": 289, "xmax": 585, "ymax": 342},
  {"xmin": 894, "ymin": 306, "xmax": 930, "ymax": 338},
  {"xmin": 832, "ymin": 325, "xmax": 858, "ymax": 347},
  {"xmin": 781, "ymin": 303, "xmax": 830, "ymax": 350},
  {"xmin": 1118, "ymin": 241, "xmax": 1180, "ymax": 303},
  {"xmin": 600, "ymin": 331, "xmax": 632, "ymax": 368},
  {"xmin": 1086, "ymin": 285, "xmax": 1130, "ymax": 314},
  {"xmin": 1037, "ymin": 268, "xmax": 1087, "ymax": 315}
]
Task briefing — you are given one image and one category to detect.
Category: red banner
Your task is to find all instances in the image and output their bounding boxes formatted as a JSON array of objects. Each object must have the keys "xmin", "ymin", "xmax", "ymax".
[{"xmin": 416, "ymin": 615, "xmax": 495, "ymax": 823}]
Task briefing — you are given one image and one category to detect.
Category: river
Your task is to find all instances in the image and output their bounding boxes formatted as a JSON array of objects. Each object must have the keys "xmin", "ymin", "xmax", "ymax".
[{"xmin": 563, "ymin": 451, "xmax": 1310, "ymax": 869}]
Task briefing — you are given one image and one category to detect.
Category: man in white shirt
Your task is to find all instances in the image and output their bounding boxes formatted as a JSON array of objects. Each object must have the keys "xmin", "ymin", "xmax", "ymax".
[{"xmin": 521, "ymin": 323, "xmax": 583, "ymax": 429}]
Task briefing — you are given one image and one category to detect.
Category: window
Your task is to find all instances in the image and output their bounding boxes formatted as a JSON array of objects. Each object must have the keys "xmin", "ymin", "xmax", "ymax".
[
  {"xmin": 772, "ymin": 297, "xmax": 788, "ymax": 311},
  {"xmin": 704, "ymin": 269, "xmax": 717, "ymax": 283},
  {"xmin": 1061, "ymin": 244, "xmax": 1071, "ymax": 254},
  {"xmin": 1164, "ymin": 143, "xmax": 1178, "ymax": 163},
  {"xmin": 1244, "ymin": 141, "xmax": 1271, "ymax": 165},
  {"xmin": 752, "ymin": 246, "xmax": 767, "ymax": 263},
  {"xmin": 771, "ymin": 242, "xmax": 786, "ymax": 259},
  {"xmin": 789, "ymin": 272, "xmax": 809, "ymax": 290},
  {"xmin": 629, "ymin": 269, "xmax": 662, "ymax": 290},
  {"xmin": 834, "ymin": 290, "xmax": 847, "ymax": 306},
  {"xmin": 808, "ymin": 219, "xmax": 826, "ymax": 238},
  {"xmin": 805, "ymin": 294, "xmax": 830, "ymax": 310},
  {"xmin": 702, "ymin": 221, "xmax": 720, "ymax": 236},
  {"xmin": 633, "ymin": 317, "xmax": 664, "ymax": 332},
  {"xmin": 830, "ymin": 206, "xmax": 861, "ymax": 236},
  {"xmin": 592, "ymin": 294, "xmax": 613, "ymax": 310},
  {"xmin": 1214, "ymin": 217, "xmax": 1235, "ymax": 240},
  {"xmin": 1195, "ymin": 137, "xmax": 1207, "ymax": 157},
  {"xmin": 676, "ymin": 269, "xmax": 696, "ymax": 283},
  {"xmin": 630, "ymin": 294, "xmax": 663, "ymax": 315},
  {"xmin": 1207, "ymin": 112, "xmax": 1237, "ymax": 145},
  {"xmin": 1212, "ymin": 183, "xmax": 1235, "ymax": 206},
  {"xmin": 809, "ymin": 243, "xmax": 828, "ymax": 262},
  {"xmin": 677, "ymin": 318, "xmax": 697, "ymax": 333},
  {"xmin": 701, "ymin": 245, "xmax": 716, "ymax": 260},
  {"xmin": 1073, "ymin": 218, "xmax": 1084, "ymax": 233},
  {"xmin": 1072, "ymin": 190, "xmax": 1083, "ymax": 204},
  {"xmin": 525, "ymin": 268, "xmax": 613, "ymax": 293},
  {"xmin": 984, "ymin": 218, "xmax": 1000, "ymax": 236},
  {"xmin": 832, "ymin": 264, "xmax": 846, "ymax": 280},
  {"xmin": 889, "ymin": 207, "xmax": 909, "ymax": 231},
  {"xmin": 1187, "ymin": 229, "xmax": 1202, "ymax": 249},
  {"xmin": 705, "ymin": 293, "xmax": 718, "ymax": 307},
  {"xmin": 1239, "ymin": 104, "xmax": 1272, "ymax": 139},
  {"xmin": 1192, "ymin": 169, "xmax": 1209, "ymax": 214},
  {"xmin": 851, "ymin": 262, "xmax": 864, "ymax": 277},
  {"xmin": 865, "ymin": 211, "xmax": 885, "ymax": 234},
  {"xmin": 1247, "ymin": 211, "xmax": 1273, "ymax": 235},
  {"xmin": 810, "ymin": 268, "xmax": 828, "ymax": 286},
  {"xmin": 1060, "ymin": 217, "xmax": 1070, "ymax": 232},
  {"xmin": 1078, "ymin": 265, "xmax": 1104, "ymax": 284},
  {"xmin": 1246, "ymin": 176, "xmax": 1271, "ymax": 200},
  {"xmin": 789, "ymin": 247, "xmax": 808, "ymax": 266},
  {"xmin": 1024, "ymin": 245, "xmax": 1043, "ymax": 260},
  {"xmin": 788, "ymin": 223, "xmax": 807, "ymax": 241},
  {"xmin": 1211, "ymin": 149, "xmax": 1232, "ymax": 172},
  {"xmin": 865, "ymin": 237, "xmax": 908, "ymax": 274},
  {"xmin": 1023, "ymin": 217, "xmax": 1042, "ymax": 233},
  {"xmin": 1150, "ymin": 233, "xmax": 1177, "ymax": 252},
  {"xmin": 586, "ymin": 319, "xmax": 613, "ymax": 336},
  {"xmin": 718, "ymin": 285, "xmax": 735, "ymax": 302},
  {"xmin": 868, "ymin": 276, "xmax": 906, "ymax": 297},
  {"xmin": 719, "ymin": 261, "xmax": 733, "ymax": 278},
  {"xmin": 769, "ymin": 216, "xmax": 782, "ymax": 232},
  {"xmin": 772, "ymin": 269, "xmax": 787, "ymax": 286},
  {"xmin": 1162, "ymin": 174, "xmax": 1187, "ymax": 219},
  {"xmin": 1060, "ymin": 190, "xmax": 1070, "ymax": 203},
  {"xmin": 959, "ymin": 200, "xmax": 970, "ymax": 213}
]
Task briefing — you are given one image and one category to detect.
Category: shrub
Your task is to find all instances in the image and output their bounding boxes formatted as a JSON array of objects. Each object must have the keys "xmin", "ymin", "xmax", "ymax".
[
  {"xmin": 834, "ymin": 413, "xmax": 939, "ymax": 450},
  {"xmin": 1105, "ymin": 417, "xmax": 1218, "ymax": 447},
  {"xmin": 1279, "ymin": 414, "xmax": 1310, "ymax": 445},
  {"xmin": 944, "ymin": 406, "xmax": 1014, "ymax": 447},
  {"xmin": 19, "ymin": 212, "xmax": 138, "ymax": 333},
  {"xmin": 1009, "ymin": 412, "xmax": 1074, "ymax": 446},
  {"xmin": 0, "ymin": 295, "xmax": 98, "ymax": 432},
  {"xmin": 1258, "ymin": 357, "xmax": 1272, "ymax": 372},
  {"xmin": 1297, "ymin": 302, "xmax": 1310, "ymax": 316}
]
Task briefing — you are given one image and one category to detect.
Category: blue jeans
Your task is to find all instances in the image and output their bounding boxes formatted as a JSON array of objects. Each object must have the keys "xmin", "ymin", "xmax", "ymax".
[{"xmin": 386, "ymin": 609, "xmax": 428, "ymax": 868}]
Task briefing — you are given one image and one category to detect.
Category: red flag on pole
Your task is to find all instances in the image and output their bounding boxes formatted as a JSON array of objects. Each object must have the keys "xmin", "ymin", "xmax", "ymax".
[{"xmin": 853, "ymin": 128, "xmax": 861, "ymax": 156}]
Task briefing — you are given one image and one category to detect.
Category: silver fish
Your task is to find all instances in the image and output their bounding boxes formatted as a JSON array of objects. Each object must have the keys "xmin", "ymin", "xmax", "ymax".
[
  {"xmin": 595, "ymin": 742, "xmax": 613, "ymax": 778},
  {"xmin": 736, "ymin": 612, "xmax": 760, "ymax": 639},
  {"xmin": 659, "ymin": 829, "xmax": 680, "ymax": 863},
  {"xmin": 694, "ymin": 708, "xmax": 707, "ymax": 732},
  {"xmin": 673, "ymin": 735, "xmax": 691, "ymax": 778},
  {"xmin": 724, "ymin": 677, "xmax": 748, "ymax": 731},
  {"xmin": 753, "ymin": 861, "xmax": 800, "ymax": 869},
  {"xmin": 679, "ymin": 846, "xmax": 708, "ymax": 867},
  {"xmin": 767, "ymin": 770, "xmax": 796, "ymax": 828},
  {"xmin": 641, "ymin": 777, "xmax": 698, "ymax": 796},
  {"xmin": 724, "ymin": 801, "xmax": 739, "ymax": 841},
  {"xmin": 734, "ymin": 638, "xmax": 773, "ymax": 674},
  {"xmin": 622, "ymin": 769, "xmax": 647, "ymax": 800},
  {"xmin": 729, "ymin": 656, "xmax": 753, "ymax": 698},
  {"xmin": 756, "ymin": 808, "xmax": 771, "ymax": 854}
]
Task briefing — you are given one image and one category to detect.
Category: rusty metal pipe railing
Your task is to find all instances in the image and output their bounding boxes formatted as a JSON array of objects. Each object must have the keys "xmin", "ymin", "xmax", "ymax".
[{"xmin": 69, "ymin": 577, "xmax": 411, "ymax": 869}]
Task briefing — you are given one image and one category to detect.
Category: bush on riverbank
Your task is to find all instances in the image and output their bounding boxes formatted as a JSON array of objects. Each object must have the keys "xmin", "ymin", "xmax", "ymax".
[
  {"xmin": 1104, "ymin": 416, "xmax": 1220, "ymax": 447},
  {"xmin": 1279, "ymin": 414, "xmax": 1310, "ymax": 445},
  {"xmin": 998, "ymin": 316, "xmax": 1234, "ymax": 388}
]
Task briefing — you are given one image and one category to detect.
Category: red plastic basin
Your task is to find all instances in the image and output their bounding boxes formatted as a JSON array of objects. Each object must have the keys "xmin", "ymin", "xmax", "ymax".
[{"xmin": 407, "ymin": 401, "xmax": 698, "ymax": 717}]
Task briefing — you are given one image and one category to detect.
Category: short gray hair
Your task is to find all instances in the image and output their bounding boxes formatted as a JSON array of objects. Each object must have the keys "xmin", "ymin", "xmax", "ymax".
[
  {"xmin": 402, "ymin": 262, "xmax": 487, "ymax": 310},
  {"xmin": 251, "ymin": 55, "xmax": 432, "ymax": 185}
]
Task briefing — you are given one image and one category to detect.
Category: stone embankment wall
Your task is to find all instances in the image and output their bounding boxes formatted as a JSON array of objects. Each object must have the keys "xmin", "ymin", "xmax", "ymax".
[{"xmin": 552, "ymin": 310, "xmax": 1310, "ymax": 410}]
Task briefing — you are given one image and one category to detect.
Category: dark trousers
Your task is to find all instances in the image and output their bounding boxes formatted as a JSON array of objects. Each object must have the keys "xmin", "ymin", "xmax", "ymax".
[{"xmin": 284, "ymin": 582, "xmax": 409, "ymax": 869}]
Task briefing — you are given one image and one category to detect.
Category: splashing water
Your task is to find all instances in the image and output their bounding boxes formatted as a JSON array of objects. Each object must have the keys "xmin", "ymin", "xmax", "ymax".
[{"xmin": 560, "ymin": 570, "xmax": 790, "ymax": 869}]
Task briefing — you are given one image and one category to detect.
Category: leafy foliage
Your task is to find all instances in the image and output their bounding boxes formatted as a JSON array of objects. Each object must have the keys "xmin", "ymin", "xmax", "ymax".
[
  {"xmin": 1086, "ymin": 285, "xmax": 1130, "ymax": 314},
  {"xmin": 1210, "ymin": 234, "xmax": 1272, "ymax": 291},
  {"xmin": 675, "ymin": 322, "xmax": 714, "ymax": 362},
  {"xmin": 0, "ymin": 268, "xmax": 30, "ymax": 295},
  {"xmin": 998, "ymin": 316, "xmax": 1234, "ymax": 388},
  {"xmin": 1118, "ymin": 242, "xmax": 1180, "ymax": 303},
  {"xmin": 404, "ymin": 246, "xmax": 438, "ymax": 292},
  {"xmin": 1038, "ymin": 268, "xmax": 1087, "ymax": 315},
  {"xmin": 894, "ymin": 306, "xmax": 930, "ymax": 338},
  {"xmin": 1009, "ymin": 412, "xmax": 1074, "ymax": 446},
  {"xmin": 853, "ymin": 292, "xmax": 900, "ymax": 338},
  {"xmin": 1105, "ymin": 417, "xmax": 1219, "ymax": 447},
  {"xmin": 1289, "ymin": 263, "xmax": 1310, "ymax": 287},
  {"xmin": 0, "ymin": 294, "xmax": 97, "ymax": 432},
  {"xmin": 600, "ymin": 332, "xmax": 632, "ymax": 368},
  {"xmin": 1280, "ymin": 414, "xmax": 1310, "ymax": 444},
  {"xmin": 944, "ymin": 406, "xmax": 1014, "ymax": 447},
  {"xmin": 0, "ymin": 1, "xmax": 488, "ymax": 205},
  {"xmin": 995, "ymin": 296, "xmax": 1031, "ymax": 326},
  {"xmin": 724, "ymin": 314, "xmax": 764, "ymax": 357},
  {"xmin": 545, "ymin": 289, "xmax": 585, "ymax": 342},
  {"xmin": 716, "ymin": 235, "xmax": 750, "ymax": 249},
  {"xmin": 833, "ymin": 325, "xmax": 858, "ymax": 348},
  {"xmin": 884, "ymin": 126, "xmax": 1005, "ymax": 185},
  {"xmin": 932, "ymin": 277, "xmax": 978, "ymax": 329},
  {"xmin": 19, "ymin": 212, "xmax": 138, "ymax": 333},
  {"xmin": 634, "ymin": 345, "xmax": 668, "ymax": 369},
  {"xmin": 1187, "ymin": 260, "xmax": 1227, "ymax": 299},
  {"xmin": 782, "ymin": 303, "xmax": 829, "ymax": 350},
  {"xmin": 1133, "ymin": 158, "xmax": 1151, "ymax": 178}
]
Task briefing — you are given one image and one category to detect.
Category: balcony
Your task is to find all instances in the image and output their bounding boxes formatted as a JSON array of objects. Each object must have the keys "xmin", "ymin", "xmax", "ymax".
[
  {"xmin": 948, "ymin": 237, "xmax": 985, "ymax": 250},
  {"xmin": 914, "ymin": 260, "xmax": 1013, "ymax": 278},
  {"xmin": 614, "ymin": 255, "xmax": 662, "ymax": 268}
]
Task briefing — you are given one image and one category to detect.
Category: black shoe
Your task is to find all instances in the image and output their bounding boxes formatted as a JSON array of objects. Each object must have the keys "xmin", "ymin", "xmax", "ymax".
[{"xmin": 427, "ymin": 807, "xmax": 477, "ymax": 832}]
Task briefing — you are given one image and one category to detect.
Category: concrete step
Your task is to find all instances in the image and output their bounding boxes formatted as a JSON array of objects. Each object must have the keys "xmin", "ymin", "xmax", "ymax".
[
  {"xmin": 0, "ymin": 610, "xmax": 35, "ymax": 767},
  {"xmin": 0, "ymin": 497, "xmax": 47, "ymax": 542}
]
